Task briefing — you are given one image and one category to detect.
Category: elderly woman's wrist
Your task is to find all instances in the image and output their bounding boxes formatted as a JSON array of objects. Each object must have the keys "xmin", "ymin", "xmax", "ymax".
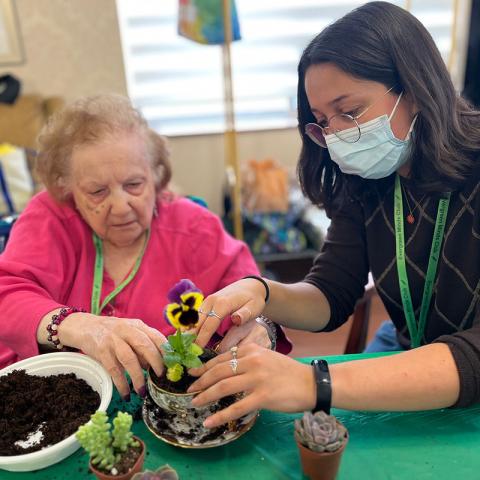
[
  {"xmin": 255, "ymin": 316, "xmax": 277, "ymax": 350},
  {"xmin": 56, "ymin": 311, "xmax": 88, "ymax": 349}
]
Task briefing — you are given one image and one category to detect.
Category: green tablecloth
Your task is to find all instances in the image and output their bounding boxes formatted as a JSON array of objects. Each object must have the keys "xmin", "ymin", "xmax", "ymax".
[{"xmin": 4, "ymin": 352, "xmax": 480, "ymax": 479}]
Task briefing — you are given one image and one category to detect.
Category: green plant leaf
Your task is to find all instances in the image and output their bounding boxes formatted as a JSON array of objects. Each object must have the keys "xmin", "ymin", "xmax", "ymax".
[
  {"xmin": 182, "ymin": 354, "xmax": 203, "ymax": 369},
  {"xmin": 163, "ymin": 352, "xmax": 182, "ymax": 368},
  {"xmin": 167, "ymin": 330, "xmax": 183, "ymax": 352},
  {"xmin": 161, "ymin": 342, "xmax": 175, "ymax": 354},
  {"xmin": 181, "ymin": 333, "xmax": 196, "ymax": 348},
  {"xmin": 190, "ymin": 343, "xmax": 203, "ymax": 356}
]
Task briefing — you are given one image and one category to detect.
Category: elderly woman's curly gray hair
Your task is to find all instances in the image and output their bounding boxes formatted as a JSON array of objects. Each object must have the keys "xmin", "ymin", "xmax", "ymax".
[{"xmin": 35, "ymin": 94, "xmax": 172, "ymax": 201}]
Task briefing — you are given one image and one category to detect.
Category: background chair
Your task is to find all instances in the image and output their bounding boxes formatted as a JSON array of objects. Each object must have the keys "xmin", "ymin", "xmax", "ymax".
[
  {"xmin": 0, "ymin": 214, "xmax": 18, "ymax": 253},
  {"xmin": 344, "ymin": 274, "xmax": 375, "ymax": 354},
  {"xmin": 0, "ymin": 94, "xmax": 64, "ymax": 190}
]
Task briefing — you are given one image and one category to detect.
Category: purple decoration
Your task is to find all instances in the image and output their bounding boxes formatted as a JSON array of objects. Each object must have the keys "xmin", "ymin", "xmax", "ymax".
[{"xmin": 166, "ymin": 279, "xmax": 202, "ymax": 304}]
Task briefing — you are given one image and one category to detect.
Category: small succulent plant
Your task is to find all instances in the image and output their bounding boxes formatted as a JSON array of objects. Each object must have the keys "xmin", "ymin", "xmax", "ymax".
[
  {"xmin": 294, "ymin": 411, "xmax": 348, "ymax": 453},
  {"xmin": 76, "ymin": 411, "xmax": 140, "ymax": 473},
  {"xmin": 161, "ymin": 329, "xmax": 203, "ymax": 382},
  {"xmin": 131, "ymin": 465, "xmax": 179, "ymax": 480}
]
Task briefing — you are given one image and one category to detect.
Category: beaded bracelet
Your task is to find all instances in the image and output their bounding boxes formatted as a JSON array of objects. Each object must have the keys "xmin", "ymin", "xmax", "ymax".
[{"xmin": 46, "ymin": 307, "xmax": 84, "ymax": 350}]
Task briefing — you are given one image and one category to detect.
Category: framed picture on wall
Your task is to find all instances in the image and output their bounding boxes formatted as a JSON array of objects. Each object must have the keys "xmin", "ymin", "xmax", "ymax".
[{"xmin": 0, "ymin": 0, "xmax": 24, "ymax": 65}]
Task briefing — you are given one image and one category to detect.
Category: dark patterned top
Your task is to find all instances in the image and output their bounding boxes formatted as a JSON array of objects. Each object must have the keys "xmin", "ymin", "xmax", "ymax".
[{"xmin": 305, "ymin": 164, "xmax": 480, "ymax": 407}]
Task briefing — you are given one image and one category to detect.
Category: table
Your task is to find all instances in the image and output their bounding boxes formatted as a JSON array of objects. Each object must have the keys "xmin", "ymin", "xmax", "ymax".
[{"xmin": 4, "ymin": 352, "xmax": 480, "ymax": 479}]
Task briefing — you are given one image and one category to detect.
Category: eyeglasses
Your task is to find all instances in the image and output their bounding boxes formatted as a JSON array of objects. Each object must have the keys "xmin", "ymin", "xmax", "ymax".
[{"xmin": 305, "ymin": 86, "xmax": 396, "ymax": 148}]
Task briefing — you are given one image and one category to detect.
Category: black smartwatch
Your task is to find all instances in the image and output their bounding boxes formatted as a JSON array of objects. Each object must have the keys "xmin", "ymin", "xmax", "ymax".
[{"xmin": 311, "ymin": 359, "xmax": 332, "ymax": 414}]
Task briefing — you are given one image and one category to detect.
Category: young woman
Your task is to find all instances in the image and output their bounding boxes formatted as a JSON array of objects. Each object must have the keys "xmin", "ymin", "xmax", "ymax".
[{"xmin": 190, "ymin": 1, "xmax": 480, "ymax": 429}]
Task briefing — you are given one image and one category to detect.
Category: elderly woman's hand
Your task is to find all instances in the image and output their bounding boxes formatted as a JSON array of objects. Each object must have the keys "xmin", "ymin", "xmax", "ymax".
[
  {"xmin": 187, "ymin": 344, "xmax": 316, "ymax": 428},
  {"xmin": 59, "ymin": 313, "xmax": 166, "ymax": 399},
  {"xmin": 214, "ymin": 319, "xmax": 273, "ymax": 353},
  {"xmin": 195, "ymin": 278, "xmax": 268, "ymax": 348}
]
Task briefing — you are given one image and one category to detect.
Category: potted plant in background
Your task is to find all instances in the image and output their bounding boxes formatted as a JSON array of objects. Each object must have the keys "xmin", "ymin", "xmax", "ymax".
[
  {"xmin": 76, "ymin": 411, "xmax": 145, "ymax": 480},
  {"xmin": 144, "ymin": 279, "xmax": 257, "ymax": 447},
  {"xmin": 294, "ymin": 411, "xmax": 348, "ymax": 480}
]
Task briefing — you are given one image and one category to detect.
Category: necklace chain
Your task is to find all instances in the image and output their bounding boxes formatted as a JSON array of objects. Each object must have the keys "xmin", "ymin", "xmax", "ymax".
[{"xmin": 400, "ymin": 182, "xmax": 426, "ymax": 224}]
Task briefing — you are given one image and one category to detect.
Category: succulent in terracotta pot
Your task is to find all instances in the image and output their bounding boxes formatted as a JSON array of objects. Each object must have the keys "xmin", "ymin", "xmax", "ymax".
[
  {"xmin": 131, "ymin": 464, "xmax": 179, "ymax": 480},
  {"xmin": 294, "ymin": 411, "xmax": 348, "ymax": 480},
  {"xmin": 76, "ymin": 411, "xmax": 145, "ymax": 480}
]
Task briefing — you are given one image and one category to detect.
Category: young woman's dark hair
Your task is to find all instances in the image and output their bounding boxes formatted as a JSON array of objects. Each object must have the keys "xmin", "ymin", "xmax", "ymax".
[{"xmin": 297, "ymin": 1, "xmax": 480, "ymax": 210}]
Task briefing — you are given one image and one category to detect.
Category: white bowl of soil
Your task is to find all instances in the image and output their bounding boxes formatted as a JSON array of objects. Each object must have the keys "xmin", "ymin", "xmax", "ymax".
[{"xmin": 0, "ymin": 352, "xmax": 112, "ymax": 472}]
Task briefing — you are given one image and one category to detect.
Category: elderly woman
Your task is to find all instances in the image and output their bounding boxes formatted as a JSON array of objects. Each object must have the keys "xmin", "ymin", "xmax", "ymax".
[{"xmin": 0, "ymin": 94, "xmax": 286, "ymax": 400}]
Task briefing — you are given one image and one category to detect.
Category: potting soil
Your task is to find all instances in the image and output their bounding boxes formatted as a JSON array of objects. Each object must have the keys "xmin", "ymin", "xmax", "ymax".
[{"xmin": 0, "ymin": 369, "xmax": 100, "ymax": 455}]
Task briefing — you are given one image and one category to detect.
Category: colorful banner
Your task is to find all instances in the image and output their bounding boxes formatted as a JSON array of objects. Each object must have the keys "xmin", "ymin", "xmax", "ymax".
[{"xmin": 178, "ymin": 0, "xmax": 241, "ymax": 45}]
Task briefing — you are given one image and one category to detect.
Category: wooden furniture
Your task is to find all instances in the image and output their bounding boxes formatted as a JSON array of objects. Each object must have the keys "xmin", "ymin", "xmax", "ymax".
[
  {"xmin": 0, "ymin": 94, "xmax": 64, "ymax": 190},
  {"xmin": 344, "ymin": 274, "xmax": 376, "ymax": 354}
]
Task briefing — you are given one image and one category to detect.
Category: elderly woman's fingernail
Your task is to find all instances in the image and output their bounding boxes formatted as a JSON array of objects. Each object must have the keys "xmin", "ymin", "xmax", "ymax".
[
  {"xmin": 138, "ymin": 385, "xmax": 147, "ymax": 398},
  {"xmin": 123, "ymin": 393, "xmax": 131, "ymax": 402},
  {"xmin": 232, "ymin": 314, "xmax": 241, "ymax": 325}
]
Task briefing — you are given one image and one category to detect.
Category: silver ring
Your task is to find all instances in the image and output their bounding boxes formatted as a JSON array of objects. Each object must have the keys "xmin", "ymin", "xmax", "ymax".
[
  {"xmin": 230, "ymin": 345, "xmax": 238, "ymax": 359},
  {"xmin": 229, "ymin": 358, "xmax": 238, "ymax": 374},
  {"xmin": 207, "ymin": 309, "xmax": 221, "ymax": 319}
]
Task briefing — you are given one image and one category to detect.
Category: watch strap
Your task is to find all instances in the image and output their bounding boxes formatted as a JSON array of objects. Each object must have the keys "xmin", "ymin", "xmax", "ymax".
[{"xmin": 311, "ymin": 358, "xmax": 332, "ymax": 414}]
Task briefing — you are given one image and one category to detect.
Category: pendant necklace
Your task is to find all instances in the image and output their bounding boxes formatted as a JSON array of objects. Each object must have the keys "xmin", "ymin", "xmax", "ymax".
[{"xmin": 401, "ymin": 182, "xmax": 426, "ymax": 224}]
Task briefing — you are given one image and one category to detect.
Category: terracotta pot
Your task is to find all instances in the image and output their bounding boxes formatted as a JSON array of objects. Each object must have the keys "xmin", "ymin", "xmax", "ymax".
[
  {"xmin": 89, "ymin": 437, "xmax": 145, "ymax": 480},
  {"xmin": 296, "ymin": 433, "xmax": 348, "ymax": 480}
]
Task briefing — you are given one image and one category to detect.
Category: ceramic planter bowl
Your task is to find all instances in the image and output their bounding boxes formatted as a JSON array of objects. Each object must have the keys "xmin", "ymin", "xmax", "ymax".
[{"xmin": 144, "ymin": 369, "xmax": 257, "ymax": 448}]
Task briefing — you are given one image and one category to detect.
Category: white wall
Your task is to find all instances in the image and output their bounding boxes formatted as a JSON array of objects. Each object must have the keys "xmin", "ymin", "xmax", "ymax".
[
  {"xmin": 169, "ymin": 128, "xmax": 302, "ymax": 214},
  {"xmin": 2, "ymin": 0, "xmax": 127, "ymax": 102},
  {"xmin": 1, "ymin": 0, "xmax": 302, "ymax": 215}
]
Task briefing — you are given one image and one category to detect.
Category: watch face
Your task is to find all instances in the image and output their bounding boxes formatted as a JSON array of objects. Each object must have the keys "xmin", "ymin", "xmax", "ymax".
[{"xmin": 311, "ymin": 359, "xmax": 329, "ymax": 372}]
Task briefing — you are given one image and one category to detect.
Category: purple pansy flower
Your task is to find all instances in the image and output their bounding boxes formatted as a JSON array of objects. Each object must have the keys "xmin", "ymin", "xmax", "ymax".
[
  {"xmin": 167, "ymin": 279, "xmax": 201, "ymax": 304},
  {"xmin": 164, "ymin": 279, "xmax": 204, "ymax": 330}
]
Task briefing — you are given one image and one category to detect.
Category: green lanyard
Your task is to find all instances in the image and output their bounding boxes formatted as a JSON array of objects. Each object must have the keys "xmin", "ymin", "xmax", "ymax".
[
  {"xmin": 394, "ymin": 175, "xmax": 450, "ymax": 348},
  {"xmin": 91, "ymin": 230, "xmax": 150, "ymax": 315}
]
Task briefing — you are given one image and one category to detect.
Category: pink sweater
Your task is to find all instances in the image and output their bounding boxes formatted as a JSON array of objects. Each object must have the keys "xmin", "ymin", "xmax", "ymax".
[{"xmin": 0, "ymin": 192, "xmax": 261, "ymax": 367}]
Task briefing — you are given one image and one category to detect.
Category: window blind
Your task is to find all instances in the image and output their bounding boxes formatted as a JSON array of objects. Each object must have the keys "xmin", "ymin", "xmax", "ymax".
[{"xmin": 116, "ymin": 0, "xmax": 459, "ymax": 136}]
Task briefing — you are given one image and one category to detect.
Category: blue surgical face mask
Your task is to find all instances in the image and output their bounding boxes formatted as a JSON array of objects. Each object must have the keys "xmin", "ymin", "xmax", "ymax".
[{"xmin": 325, "ymin": 92, "xmax": 416, "ymax": 179}]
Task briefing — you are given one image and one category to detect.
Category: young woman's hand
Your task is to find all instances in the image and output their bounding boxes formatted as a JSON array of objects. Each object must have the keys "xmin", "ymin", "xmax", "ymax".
[
  {"xmin": 59, "ymin": 313, "xmax": 166, "ymax": 399},
  {"xmin": 187, "ymin": 344, "xmax": 316, "ymax": 428},
  {"xmin": 195, "ymin": 278, "xmax": 268, "ymax": 348}
]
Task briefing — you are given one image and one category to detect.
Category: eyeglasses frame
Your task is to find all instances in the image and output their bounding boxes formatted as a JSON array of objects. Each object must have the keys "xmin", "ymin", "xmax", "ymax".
[{"xmin": 305, "ymin": 85, "xmax": 397, "ymax": 148}]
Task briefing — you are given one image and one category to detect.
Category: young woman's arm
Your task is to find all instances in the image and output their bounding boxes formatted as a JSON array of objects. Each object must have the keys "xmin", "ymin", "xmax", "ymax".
[{"xmin": 187, "ymin": 342, "xmax": 460, "ymax": 428}]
